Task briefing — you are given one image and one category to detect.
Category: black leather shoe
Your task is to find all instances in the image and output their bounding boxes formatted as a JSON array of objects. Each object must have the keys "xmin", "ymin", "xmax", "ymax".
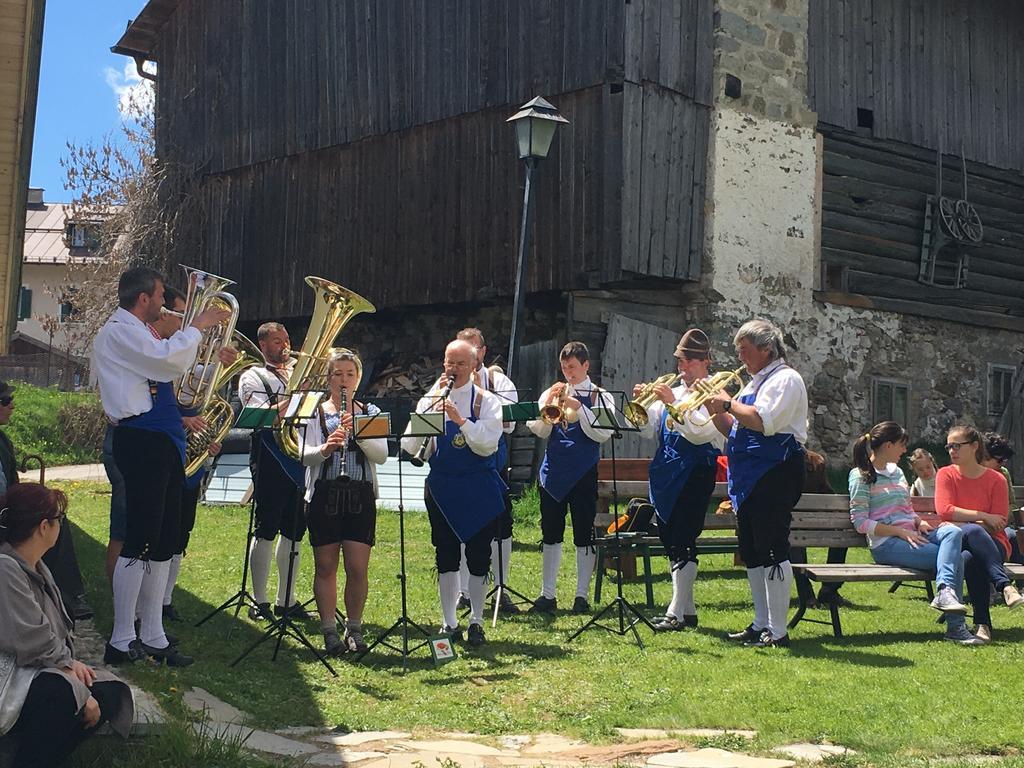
[
  {"xmin": 439, "ymin": 624, "xmax": 463, "ymax": 643},
  {"xmin": 653, "ymin": 615, "xmax": 686, "ymax": 632},
  {"xmin": 103, "ymin": 640, "xmax": 143, "ymax": 665},
  {"xmin": 456, "ymin": 595, "xmax": 471, "ymax": 611},
  {"xmin": 162, "ymin": 603, "xmax": 183, "ymax": 622},
  {"xmin": 818, "ymin": 590, "xmax": 853, "ymax": 608},
  {"xmin": 248, "ymin": 602, "xmax": 274, "ymax": 621},
  {"xmin": 726, "ymin": 624, "xmax": 765, "ymax": 642},
  {"xmin": 491, "ymin": 592, "xmax": 520, "ymax": 614},
  {"xmin": 571, "ymin": 596, "xmax": 591, "ymax": 614},
  {"xmin": 274, "ymin": 603, "xmax": 313, "ymax": 621},
  {"xmin": 528, "ymin": 596, "xmax": 557, "ymax": 614},
  {"xmin": 744, "ymin": 630, "xmax": 790, "ymax": 648},
  {"xmin": 466, "ymin": 623, "xmax": 486, "ymax": 646},
  {"xmin": 682, "ymin": 614, "xmax": 698, "ymax": 628},
  {"xmin": 68, "ymin": 594, "xmax": 94, "ymax": 621},
  {"xmin": 141, "ymin": 642, "xmax": 195, "ymax": 667}
]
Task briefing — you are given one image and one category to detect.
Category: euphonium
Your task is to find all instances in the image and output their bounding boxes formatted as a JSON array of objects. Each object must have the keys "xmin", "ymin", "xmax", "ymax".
[
  {"xmin": 540, "ymin": 382, "xmax": 579, "ymax": 425},
  {"xmin": 624, "ymin": 372, "xmax": 683, "ymax": 427},
  {"xmin": 277, "ymin": 277, "xmax": 376, "ymax": 460},
  {"xmin": 176, "ymin": 265, "xmax": 240, "ymax": 412},
  {"xmin": 184, "ymin": 330, "xmax": 265, "ymax": 476},
  {"xmin": 665, "ymin": 366, "xmax": 746, "ymax": 427}
]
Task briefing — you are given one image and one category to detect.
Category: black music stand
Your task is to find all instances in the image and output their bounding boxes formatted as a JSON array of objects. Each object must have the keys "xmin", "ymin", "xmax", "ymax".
[
  {"xmin": 195, "ymin": 406, "xmax": 277, "ymax": 634},
  {"xmin": 231, "ymin": 390, "xmax": 338, "ymax": 676},
  {"xmin": 356, "ymin": 402, "xmax": 436, "ymax": 670},
  {"xmin": 567, "ymin": 390, "xmax": 655, "ymax": 649}
]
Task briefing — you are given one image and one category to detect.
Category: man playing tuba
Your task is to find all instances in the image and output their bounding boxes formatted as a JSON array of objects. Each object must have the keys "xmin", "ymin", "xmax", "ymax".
[{"xmin": 632, "ymin": 329, "xmax": 725, "ymax": 631}]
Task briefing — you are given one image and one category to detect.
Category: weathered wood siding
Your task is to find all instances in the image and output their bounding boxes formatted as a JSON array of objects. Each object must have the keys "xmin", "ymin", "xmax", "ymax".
[
  {"xmin": 808, "ymin": 0, "xmax": 1024, "ymax": 170},
  {"xmin": 147, "ymin": 0, "xmax": 714, "ymax": 316},
  {"xmin": 821, "ymin": 128, "xmax": 1024, "ymax": 315}
]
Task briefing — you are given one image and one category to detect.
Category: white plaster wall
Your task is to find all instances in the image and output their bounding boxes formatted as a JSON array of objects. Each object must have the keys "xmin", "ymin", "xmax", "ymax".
[{"xmin": 17, "ymin": 263, "xmax": 74, "ymax": 348}]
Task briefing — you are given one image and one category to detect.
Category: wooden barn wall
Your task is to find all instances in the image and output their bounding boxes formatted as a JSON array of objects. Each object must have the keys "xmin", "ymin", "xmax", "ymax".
[
  {"xmin": 808, "ymin": 0, "xmax": 1024, "ymax": 171},
  {"xmin": 198, "ymin": 87, "xmax": 618, "ymax": 318},
  {"xmin": 820, "ymin": 128, "xmax": 1024, "ymax": 315}
]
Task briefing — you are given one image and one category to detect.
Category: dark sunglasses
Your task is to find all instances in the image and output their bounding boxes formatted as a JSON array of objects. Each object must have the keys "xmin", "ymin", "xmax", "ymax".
[
  {"xmin": 0, "ymin": 396, "xmax": 12, "ymax": 407},
  {"xmin": 945, "ymin": 441, "xmax": 974, "ymax": 451}
]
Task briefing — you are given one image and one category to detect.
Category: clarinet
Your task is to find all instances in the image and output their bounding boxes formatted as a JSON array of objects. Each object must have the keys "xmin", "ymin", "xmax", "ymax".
[
  {"xmin": 409, "ymin": 377, "xmax": 455, "ymax": 467},
  {"xmin": 337, "ymin": 387, "xmax": 351, "ymax": 483}
]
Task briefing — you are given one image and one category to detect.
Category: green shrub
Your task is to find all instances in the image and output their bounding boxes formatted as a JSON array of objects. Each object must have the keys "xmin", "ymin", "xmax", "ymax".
[{"xmin": 4, "ymin": 382, "xmax": 103, "ymax": 467}]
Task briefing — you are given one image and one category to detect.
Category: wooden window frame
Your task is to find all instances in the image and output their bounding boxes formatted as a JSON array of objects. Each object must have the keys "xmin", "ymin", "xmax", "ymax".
[
  {"xmin": 987, "ymin": 364, "xmax": 1016, "ymax": 417},
  {"xmin": 871, "ymin": 377, "xmax": 910, "ymax": 427}
]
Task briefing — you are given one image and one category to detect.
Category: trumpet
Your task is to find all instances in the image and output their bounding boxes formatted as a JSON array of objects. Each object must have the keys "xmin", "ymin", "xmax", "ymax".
[
  {"xmin": 665, "ymin": 366, "xmax": 746, "ymax": 427},
  {"xmin": 624, "ymin": 372, "xmax": 683, "ymax": 427},
  {"xmin": 540, "ymin": 382, "xmax": 579, "ymax": 425},
  {"xmin": 409, "ymin": 378, "xmax": 455, "ymax": 467}
]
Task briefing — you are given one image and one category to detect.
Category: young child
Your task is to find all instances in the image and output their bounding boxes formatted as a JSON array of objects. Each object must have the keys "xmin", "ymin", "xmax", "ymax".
[{"xmin": 909, "ymin": 448, "xmax": 937, "ymax": 497}]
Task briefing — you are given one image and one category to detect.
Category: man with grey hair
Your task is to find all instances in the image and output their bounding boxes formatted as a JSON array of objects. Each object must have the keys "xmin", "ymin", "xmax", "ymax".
[{"xmin": 706, "ymin": 318, "xmax": 808, "ymax": 648}]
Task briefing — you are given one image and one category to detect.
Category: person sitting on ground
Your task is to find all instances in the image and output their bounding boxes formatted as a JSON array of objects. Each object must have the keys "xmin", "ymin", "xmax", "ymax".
[
  {"xmin": 981, "ymin": 432, "xmax": 1022, "ymax": 565},
  {"xmin": 0, "ymin": 483, "xmax": 133, "ymax": 767},
  {"xmin": 935, "ymin": 424, "xmax": 1024, "ymax": 644},
  {"xmin": 849, "ymin": 422, "xmax": 976, "ymax": 644},
  {"xmin": 909, "ymin": 448, "xmax": 938, "ymax": 497}
]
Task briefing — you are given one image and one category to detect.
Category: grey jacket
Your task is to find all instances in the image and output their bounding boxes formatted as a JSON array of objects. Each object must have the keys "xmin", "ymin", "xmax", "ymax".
[{"xmin": 0, "ymin": 544, "xmax": 132, "ymax": 736}]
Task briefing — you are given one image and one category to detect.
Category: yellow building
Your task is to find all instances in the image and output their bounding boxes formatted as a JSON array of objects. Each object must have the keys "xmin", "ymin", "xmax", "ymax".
[{"xmin": 0, "ymin": 0, "xmax": 45, "ymax": 354}]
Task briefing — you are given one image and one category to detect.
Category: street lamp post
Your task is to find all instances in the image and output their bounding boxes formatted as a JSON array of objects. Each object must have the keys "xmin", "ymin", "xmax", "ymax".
[{"xmin": 505, "ymin": 96, "xmax": 568, "ymax": 381}]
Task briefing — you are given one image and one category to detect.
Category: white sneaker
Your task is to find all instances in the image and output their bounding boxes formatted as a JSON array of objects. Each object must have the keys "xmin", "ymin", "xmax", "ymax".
[
  {"xmin": 1003, "ymin": 584, "xmax": 1024, "ymax": 610},
  {"xmin": 972, "ymin": 624, "xmax": 992, "ymax": 643},
  {"xmin": 930, "ymin": 586, "xmax": 967, "ymax": 614}
]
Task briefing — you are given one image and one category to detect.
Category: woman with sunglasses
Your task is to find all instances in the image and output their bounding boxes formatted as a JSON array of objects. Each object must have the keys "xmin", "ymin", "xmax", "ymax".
[
  {"xmin": 935, "ymin": 425, "xmax": 1024, "ymax": 643},
  {"xmin": 849, "ymin": 422, "xmax": 975, "ymax": 643},
  {"xmin": 300, "ymin": 349, "xmax": 388, "ymax": 656},
  {"xmin": 0, "ymin": 483, "xmax": 133, "ymax": 766}
]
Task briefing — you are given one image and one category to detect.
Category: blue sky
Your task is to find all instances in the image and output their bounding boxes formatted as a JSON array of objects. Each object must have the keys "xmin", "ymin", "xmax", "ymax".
[{"xmin": 29, "ymin": 0, "xmax": 150, "ymax": 201}]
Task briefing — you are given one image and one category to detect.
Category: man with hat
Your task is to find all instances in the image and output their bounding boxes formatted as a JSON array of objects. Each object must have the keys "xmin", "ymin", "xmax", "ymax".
[{"xmin": 632, "ymin": 329, "xmax": 725, "ymax": 631}]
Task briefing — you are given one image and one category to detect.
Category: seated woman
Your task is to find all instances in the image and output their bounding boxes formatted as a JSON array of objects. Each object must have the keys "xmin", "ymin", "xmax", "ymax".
[
  {"xmin": 909, "ymin": 448, "xmax": 938, "ymax": 497},
  {"xmin": 0, "ymin": 483, "xmax": 133, "ymax": 766},
  {"xmin": 300, "ymin": 349, "xmax": 388, "ymax": 655},
  {"xmin": 849, "ymin": 422, "xmax": 976, "ymax": 644},
  {"xmin": 981, "ymin": 433, "xmax": 1022, "ymax": 565},
  {"xmin": 936, "ymin": 425, "xmax": 1024, "ymax": 643}
]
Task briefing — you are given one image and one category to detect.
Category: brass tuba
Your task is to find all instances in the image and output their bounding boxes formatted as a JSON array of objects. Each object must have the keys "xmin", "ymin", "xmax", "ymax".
[
  {"xmin": 277, "ymin": 277, "xmax": 376, "ymax": 460},
  {"xmin": 184, "ymin": 330, "xmax": 265, "ymax": 476},
  {"xmin": 175, "ymin": 266, "xmax": 240, "ymax": 412},
  {"xmin": 624, "ymin": 372, "xmax": 683, "ymax": 427},
  {"xmin": 540, "ymin": 382, "xmax": 579, "ymax": 425},
  {"xmin": 665, "ymin": 366, "xmax": 746, "ymax": 427}
]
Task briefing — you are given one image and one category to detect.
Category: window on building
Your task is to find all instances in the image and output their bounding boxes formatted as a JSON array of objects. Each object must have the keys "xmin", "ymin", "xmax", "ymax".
[
  {"xmin": 59, "ymin": 287, "xmax": 79, "ymax": 323},
  {"xmin": 872, "ymin": 378, "xmax": 909, "ymax": 426},
  {"xmin": 65, "ymin": 222, "xmax": 99, "ymax": 251},
  {"xmin": 17, "ymin": 286, "xmax": 32, "ymax": 321},
  {"xmin": 988, "ymin": 364, "xmax": 1016, "ymax": 417}
]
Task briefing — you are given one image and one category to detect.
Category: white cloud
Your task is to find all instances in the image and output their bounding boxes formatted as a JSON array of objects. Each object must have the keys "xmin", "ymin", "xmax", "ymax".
[{"xmin": 104, "ymin": 60, "xmax": 155, "ymax": 119}]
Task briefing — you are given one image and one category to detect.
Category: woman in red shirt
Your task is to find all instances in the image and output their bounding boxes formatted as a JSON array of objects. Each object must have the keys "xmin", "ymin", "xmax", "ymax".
[{"xmin": 935, "ymin": 425, "xmax": 1024, "ymax": 642}]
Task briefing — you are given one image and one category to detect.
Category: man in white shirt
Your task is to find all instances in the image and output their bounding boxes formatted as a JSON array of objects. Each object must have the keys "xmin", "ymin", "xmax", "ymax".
[
  {"xmin": 401, "ymin": 339, "xmax": 504, "ymax": 647},
  {"xmin": 527, "ymin": 341, "xmax": 614, "ymax": 614},
  {"xmin": 707, "ymin": 318, "xmax": 809, "ymax": 649},
  {"xmin": 452, "ymin": 327, "xmax": 522, "ymax": 614},
  {"xmin": 93, "ymin": 266, "xmax": 228, "ymax": 667},
  {"xmin": 633, "ymin": 329, "xmax": 726, "ymax": 631},
  {"xmin": 237, "ymin": 322, "xmax": 310, "ymax": 621}
]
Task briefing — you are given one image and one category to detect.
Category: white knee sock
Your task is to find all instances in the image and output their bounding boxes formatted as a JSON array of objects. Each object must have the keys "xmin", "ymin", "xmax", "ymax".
[
  {"xmin": 111, "ymin": 556, "xmax": 146, "ymax": 650},
  {"xmin": 678, "ymin": 560, "xmax": 698, "ymax": 615},
  {"xmin": 458, "ymin": 544, "xmax": 470, "ymax": 598},
  {"xmin": 275, "ymin": 536, "xmax": 300, "ymax": 607},
  {"xmin": 438, "ymin": 571, "xmax": 460, "ymax": 629},
  {"xmin": 163, "ymin": 553, "xmax": 182, "ymax": 606},
  {"xmin": 747, "ymin": 566, "xmax": 769, "ymax": 630},
  {"xmin": 491, "ymin": 537, "xmax": 513, "ymax": 586},
  {"xmin": 666, "ymin": 562, "xmax": 694, "ymax": 619},
  {"xmin": 249, "ymin": 537, "xmax": 273, "ymax": 605},
  {"xmin": 765, "ymin": 561, "xmax": 793, "ymax": 640},
  {"xmin": 468, "ymin": 574, "xmax": 487, "ymax": 625},
  {"xmin": 541, "ymin": 543, "xmax": 562, "ymax": 599},
  {"xmin": 138, "ymin": 560, "xmax": 171, "ymax": 648},
  {"xmin": 575, "ymin": 546, "xmax": 596, "ymax": 599}
]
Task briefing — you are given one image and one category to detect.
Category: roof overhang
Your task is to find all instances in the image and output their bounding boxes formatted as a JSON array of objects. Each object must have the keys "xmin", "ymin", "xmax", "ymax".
[{"xmin": 110, "ymin": 0, "xmax": 181, "ymax": 60}]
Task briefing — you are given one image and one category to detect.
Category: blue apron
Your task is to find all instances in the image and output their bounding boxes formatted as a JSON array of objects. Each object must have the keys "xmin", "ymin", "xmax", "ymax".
[
  {"xmin": 726, "ymin": 367, "xmax": 803, "ymax": 511},
  {"xmin": 119, "ymin": 381, "xmax": 187, "ymax": 467},
  {"xmin": 648, "ymin": 406, "xmax": 720, "ymax": 523},
  {"xmin": 426, "ymin": 385, "xmax": 506, "ymax": 542},
  {"xmin": 539, "ymin": 391, "xmax": 600, "ymax": 502},
  {"xmin": 184, "ymin": 467, "xmax": 206, "ymax": 490},
  {"xmin": 496, "ymin": 433, "xmax": 508, "ymax": 472},
  {"xmin": 259, "ymin": 429, "xmax": 306, "ymax": 487}
]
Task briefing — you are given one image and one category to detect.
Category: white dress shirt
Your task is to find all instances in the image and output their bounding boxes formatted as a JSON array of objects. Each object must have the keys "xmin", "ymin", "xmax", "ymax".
[
  {"xmin": 527, "ymin": 376, "xmax": 615, "ymax": 443},
  {"xmin": 92, "ymin": 307, "xmax": 202, "ymax": 421},
  {"xmin": 238, "ymin": 364, "xmax": 293, "ymax": 408},
  {"xmin": 638, "ymin": 382, "xmax": 726, "ymax": 451},
  {"xmin": 299, "ymin": 402, "xmax": 389, "ymax": 502},
  {"xmin": 400, "ymin": 380, "xmax": 502, "ymax": 461},
  {"xmin": 737, "ymin": 358, "xmax": 808, "ymax": 444}
]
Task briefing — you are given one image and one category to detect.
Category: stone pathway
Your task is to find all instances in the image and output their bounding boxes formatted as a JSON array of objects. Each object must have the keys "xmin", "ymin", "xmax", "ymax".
[{"xmin": 19, "ymin": 462, "xmax": 107, "ymax": 483}]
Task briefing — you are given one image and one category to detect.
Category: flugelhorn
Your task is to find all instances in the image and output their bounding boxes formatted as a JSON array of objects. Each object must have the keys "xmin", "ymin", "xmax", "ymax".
[
  {"xmin": 277, "ymin": 278, "xmax": 376, "ymax": 460},
  {"xmin": 540, "ymin": 382, "xmax": 579, "ymax": 425},
  {"xmin": 665, "ymin": 366, "xmax": 746, "ymax": 427},
  {"xmin": 409, "ymin": 378, "xmax": 455, "ymax": 467},
  {"xmin": 624, "ymin": 372, "xmax": 683, "ymax": 427}
]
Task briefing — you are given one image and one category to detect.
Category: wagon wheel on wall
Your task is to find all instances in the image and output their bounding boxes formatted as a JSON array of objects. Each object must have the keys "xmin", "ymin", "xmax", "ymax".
[
  {"xmin": 938, "ymin": 196, "xmax": 963, "ymax": 240},
  {"xmin": 955, "ymin": 199, "xmax": 983, "ymax": 243}
]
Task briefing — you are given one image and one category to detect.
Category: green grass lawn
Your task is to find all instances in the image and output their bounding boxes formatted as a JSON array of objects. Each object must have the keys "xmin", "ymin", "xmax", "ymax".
[{"xmin": 60, "ymin": 480, "xmax": 1024, "ymax": 765}]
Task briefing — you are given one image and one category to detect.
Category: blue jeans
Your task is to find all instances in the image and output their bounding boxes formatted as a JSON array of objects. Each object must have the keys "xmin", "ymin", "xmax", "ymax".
[
  {"xmin": 103, "ymin": 424, "xmax": 128, "ymax": 541},
  {"xmin": 872, "ymin": 525, "xmax": 965, "ymax": 627}
]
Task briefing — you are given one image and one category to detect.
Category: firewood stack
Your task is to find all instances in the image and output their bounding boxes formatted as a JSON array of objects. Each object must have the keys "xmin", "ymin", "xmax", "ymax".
[{"xmin": 367, "ymin": 355, "xmax": 442, "ymax": 398}]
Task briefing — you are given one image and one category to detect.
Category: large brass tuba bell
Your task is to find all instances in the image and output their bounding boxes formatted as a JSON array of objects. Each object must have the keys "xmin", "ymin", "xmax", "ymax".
[
  {"xmin": 176, "ymin": 265, "xmax": 240, "ymax": 412},
  {"xmin": 277, "ymin": 277, "xmax": 376, "ymax": 460}
]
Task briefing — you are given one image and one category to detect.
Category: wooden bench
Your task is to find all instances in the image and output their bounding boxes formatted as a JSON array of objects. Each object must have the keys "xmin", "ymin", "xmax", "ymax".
[{"xmin": 595, "ymin": 473, "xmax": 1024, "ymax": 636}]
